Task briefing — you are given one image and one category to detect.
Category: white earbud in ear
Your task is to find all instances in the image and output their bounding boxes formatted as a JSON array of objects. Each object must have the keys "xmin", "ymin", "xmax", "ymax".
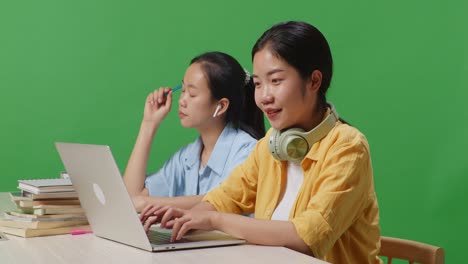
[{"xmin": 213, "ymin": 104, "xmax": 222, "ymax": 118}]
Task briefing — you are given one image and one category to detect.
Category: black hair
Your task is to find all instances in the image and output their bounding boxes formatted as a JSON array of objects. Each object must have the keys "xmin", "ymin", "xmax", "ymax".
[
  {"xmin": 251, "ymin": 21, "xmax": 348, "ymax": 124},
  {"xmin": 190, "ymin": 52, "xmax": 265, "ymax": 139}
]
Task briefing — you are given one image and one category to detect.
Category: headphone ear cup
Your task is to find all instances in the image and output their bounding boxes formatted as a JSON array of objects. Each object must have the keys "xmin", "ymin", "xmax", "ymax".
[
  {"xmin": 268, "ymin": 129, "xmax": 282, "ymax": 160},
  {"xmin": 268, "ymin": 105, "xmax": 338, "ymax": 162},
  {"xmin": 278, "ymin": 128, "xmax": 308, "ymax": 162},
  {"xmin": 269, "ymin": 128, "xmax": 308, "ymax": 162}
]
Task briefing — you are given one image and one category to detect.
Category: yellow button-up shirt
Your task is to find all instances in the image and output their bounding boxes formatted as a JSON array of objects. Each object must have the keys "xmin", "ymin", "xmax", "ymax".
[{"xmin": 203, "ymin": 122, "xmax": 382, "ymax": 264}]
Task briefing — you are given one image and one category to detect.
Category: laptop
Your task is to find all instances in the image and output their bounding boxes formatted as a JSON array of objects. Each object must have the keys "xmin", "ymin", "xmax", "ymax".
[{"xmin": 55, "ymin": 142, "xmax": 246, "ymax": 252}]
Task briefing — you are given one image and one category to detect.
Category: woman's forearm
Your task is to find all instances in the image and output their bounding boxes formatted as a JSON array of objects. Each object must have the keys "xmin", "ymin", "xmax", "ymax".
[
  {"xmin": 191, "ymin": 201, "xmax": 217, "ymax": 211},
  {"xmin": 123, "ymin": 121, "xmax": 159, "ymax": 196},
  {"xmin": 143, "ymin": 195, "xmax": 204, "ymax": 210},
  {"xmin": 212, "ymin": 213, "xmax": 311, "ymax": 255}
]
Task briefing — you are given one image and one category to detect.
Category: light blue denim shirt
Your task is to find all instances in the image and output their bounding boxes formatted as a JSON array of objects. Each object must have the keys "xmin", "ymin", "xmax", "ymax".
[{"xmin": 144, "ymin": 124, "xmax": 258, "ymax": 197}]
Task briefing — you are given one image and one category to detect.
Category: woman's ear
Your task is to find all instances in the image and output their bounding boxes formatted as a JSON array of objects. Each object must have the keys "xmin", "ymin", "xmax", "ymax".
[
  {"xmin": 307, "ymin": 70, "xmax": 322, "ymax": 93},
  {"xmin": 213, "ymin": 98, "xmax": 230, "ymax": 118}
]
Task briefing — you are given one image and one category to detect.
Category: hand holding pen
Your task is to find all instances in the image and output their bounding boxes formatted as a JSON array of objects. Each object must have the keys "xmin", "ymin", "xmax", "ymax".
[
  {"xmin": 164, "ymin": 84, "xmax": 182, "ymax": 96},
  {"xmin": 143, "ymin": 85, "xmax": 182, "ymax": 125}
]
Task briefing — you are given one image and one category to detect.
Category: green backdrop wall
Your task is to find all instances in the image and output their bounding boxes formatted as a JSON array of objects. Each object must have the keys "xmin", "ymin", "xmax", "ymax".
[{"xmin": 1, "ymin": 0, "xmax": 466, "ymax": 262}]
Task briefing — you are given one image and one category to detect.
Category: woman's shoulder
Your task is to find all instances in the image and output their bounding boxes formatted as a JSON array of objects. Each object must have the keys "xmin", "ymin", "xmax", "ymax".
[
  {"xmin": 326, "ymin": 122, "xmax": 370, "ymax": 151},
  {"xmin": 213, "ymin": 127, "xmax": 258, "ymax": 165},
  {"xmin": 333, "ymin": 122, "xmax": 367, "ymax": 139},
  {"xmin": 226, "ymin": 125, "xmax": 258, "ymax": 148},
  {"xmin": 215, "ymin": 127, "xmax": 259, "ymax": 172}
]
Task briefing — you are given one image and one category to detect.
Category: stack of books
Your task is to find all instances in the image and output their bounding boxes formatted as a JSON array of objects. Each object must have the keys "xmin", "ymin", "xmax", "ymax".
[{"xmin": 0, "ymin": 178, "xmax": 90, "ymax": 237}]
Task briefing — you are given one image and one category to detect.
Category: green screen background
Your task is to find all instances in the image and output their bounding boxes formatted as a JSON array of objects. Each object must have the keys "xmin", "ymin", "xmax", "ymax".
[{"xmin": 1, "ymin": 1, "xmax": 466, "ymax": 262}]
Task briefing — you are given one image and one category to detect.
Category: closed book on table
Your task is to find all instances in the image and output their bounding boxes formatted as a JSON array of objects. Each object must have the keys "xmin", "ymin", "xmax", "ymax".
[
  {"xmin": 18, "ymin": 199, "xmax": 80, "ymax": 208},
  {"xmin": 4, "ymin": 212, "xmax": 87, "ymax": 223},
  {"xmin": 7, "ymin": 211, "xmax": 85, "ymax": 220},
  {"xmin": 31, "ymin": 205, "xmax": 85, "ymax": 215},
  {"xmin": 0, "ymin": 219, "xmax": 88, "ymax": 229},
  {"xmin": 16, "ymin": 204, "xmax": 84, "ymax": 215},
  {"xmin": 11, "ymin": 191, "xmax": 79, "ymax": 200},
  {"xmin": 18, "ymin": 179, "xmax": 74, "ymax": 194},
  {"xmin": 0, "ymin": 224, "xmax": 91, "ymax": 238}
]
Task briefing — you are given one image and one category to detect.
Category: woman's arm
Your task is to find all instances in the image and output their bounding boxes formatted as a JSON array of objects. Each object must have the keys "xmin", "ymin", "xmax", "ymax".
[
  {"xmin": 123, "ymin": 121, "xmax": 158, "ymax": 196},
  {"xmin": 158, "ymin": 207, "xmax": 311, "ymax": 255},
  {"xmin": 214, "ymin": 213, "xmax": 310, "ymax": 255},
  {"xmin": 134, "ymin": 193, "xmax": 204, "ymax": 212},
  {"xmin": 123, "ymin": 88, "xmax": 173, "ymax": 196}
]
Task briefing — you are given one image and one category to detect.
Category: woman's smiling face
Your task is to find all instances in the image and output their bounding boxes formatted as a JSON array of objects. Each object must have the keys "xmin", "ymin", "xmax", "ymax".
[{"xmin": 253, "ymin": 48, "xmax": 317, "ymax": 131}]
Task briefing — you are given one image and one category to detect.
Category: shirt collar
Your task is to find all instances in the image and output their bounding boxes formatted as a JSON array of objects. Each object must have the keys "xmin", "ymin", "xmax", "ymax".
[
  {"xmin": 184, "ymin": 123, "xmax": 239, "ymax": 176},
  {"xmin": 206, "ymin": 123, "xmax": 238, "ymax": 176},
  {"xmin": 185, "ymin": 138, "xmax": 202, "ymax": 168}
]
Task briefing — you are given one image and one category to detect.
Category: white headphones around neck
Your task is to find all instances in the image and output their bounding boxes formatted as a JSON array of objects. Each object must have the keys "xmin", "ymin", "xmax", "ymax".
[{"xmin": 268, "ymin": 104, "xmax": 339, "ymax": 162}]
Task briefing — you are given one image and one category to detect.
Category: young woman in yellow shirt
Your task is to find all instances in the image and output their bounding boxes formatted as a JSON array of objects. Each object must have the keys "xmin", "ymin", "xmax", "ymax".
[{"xmin": 140, "ymin": 21, "xmax": 382, "ymax": 263}]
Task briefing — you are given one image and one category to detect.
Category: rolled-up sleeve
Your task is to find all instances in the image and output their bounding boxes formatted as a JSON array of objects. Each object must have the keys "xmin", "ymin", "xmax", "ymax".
[{"xmin": 292, "ymin": 134, "xmax": 372, "ymax": 258}]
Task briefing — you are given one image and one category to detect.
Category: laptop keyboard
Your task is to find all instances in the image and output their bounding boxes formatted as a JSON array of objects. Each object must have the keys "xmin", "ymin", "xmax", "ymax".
[
  {"xmin": 148, "ymin": 228, "xmax": 172, "ymax": 245},
  {"xmin": 148, "ymin": 227, "xmax": 192, "ymax": 245}
]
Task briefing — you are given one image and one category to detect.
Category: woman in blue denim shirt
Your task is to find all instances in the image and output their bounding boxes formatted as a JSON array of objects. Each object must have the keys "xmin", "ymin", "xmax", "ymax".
[{"xmin": 124, "ymin": 52, "xmax": 265, "ymax": 211}]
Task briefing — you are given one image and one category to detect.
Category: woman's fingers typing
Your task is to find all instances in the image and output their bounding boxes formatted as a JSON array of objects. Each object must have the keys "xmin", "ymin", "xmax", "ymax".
[
  {"xmin": 171, "ymin": 216, "xmax": 189, "ymax": 242},
  {"xmin": 175, "ymin": 218, "xmax": 194, "ymax": 241},
  {"xmin": 160, "ymin": 207, "xmax": 180, "ymax": 228},
  {"xmin": 139, "ymin": 205, "xmax": 207, "ymax": 241},
  {"xmin": 143, "ymin": 215, "xmax": 159, "ymax": 233},
  {"xmin": 139, "ymin": 204, "xmax": 156, "ymax": 222}
]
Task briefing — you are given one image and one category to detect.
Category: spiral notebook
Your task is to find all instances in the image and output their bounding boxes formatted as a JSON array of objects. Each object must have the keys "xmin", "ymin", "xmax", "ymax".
[{"xmin": 18, "ymin": 179, "xmax": 75, "ymax": 194}]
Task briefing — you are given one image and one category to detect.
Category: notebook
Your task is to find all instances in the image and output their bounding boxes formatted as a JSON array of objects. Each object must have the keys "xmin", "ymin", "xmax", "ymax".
[
  {"xmin": 55, "ymin": 142, "xmax": 246, "ymax": 252},
  {"xmin": 18, "ymin": 179, "xmax": 75, "ymax": 194},
  {"xmin": 10, "ymin": 191, "xmax": 78, "ymax": 200}
]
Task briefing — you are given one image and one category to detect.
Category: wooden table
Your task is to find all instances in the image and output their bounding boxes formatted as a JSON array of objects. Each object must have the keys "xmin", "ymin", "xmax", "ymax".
[{"xmin": 0, "ymin": 193, "xmax": 328, "ymax": 264}]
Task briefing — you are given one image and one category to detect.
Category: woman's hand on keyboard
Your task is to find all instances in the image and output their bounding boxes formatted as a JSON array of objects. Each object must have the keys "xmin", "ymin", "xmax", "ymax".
[
  {"xmin": 140, "ymin": 204, "xmax": 175, "ymax": 232},
  {"xmin": 159, "ymin": 207, "xmax": 217, "ymax": 242}
]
